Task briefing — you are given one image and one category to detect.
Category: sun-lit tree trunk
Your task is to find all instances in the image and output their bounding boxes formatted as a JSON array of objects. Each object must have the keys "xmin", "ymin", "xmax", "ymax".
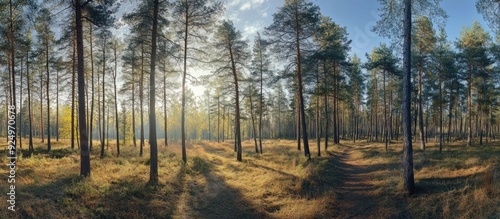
[
  {"xmin": 100, "ymin": 33, "xmax": 107, "ymax": 159},
  {"xmin": 113, "ymin": 41, "xmax": 120, "ymax": 156},
  {"xmin": 149, "ymin": 0, "xmax": 159, "ymax": 184},
  {"xmin": 249, "ymin": 89, "xmax": 258, "ymax": 153},
  {"xmin": 222, "ymin": 105, "xmax": 225, "ymax": 142},
  {"xmin": 181, "ymin": 5, "xmax": 189, "ymax": 163}
]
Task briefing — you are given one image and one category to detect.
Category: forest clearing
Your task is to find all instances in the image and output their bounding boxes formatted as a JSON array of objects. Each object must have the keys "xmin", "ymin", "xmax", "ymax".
[{"xmin": 1, "ymin": 139, "xmax": 498, "ymax": 218}]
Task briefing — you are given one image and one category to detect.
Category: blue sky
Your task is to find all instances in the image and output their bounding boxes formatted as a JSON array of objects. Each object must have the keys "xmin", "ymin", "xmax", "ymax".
[{"xmin": 224, "ymin": 0, "xmax": 494, "ymax": 62}]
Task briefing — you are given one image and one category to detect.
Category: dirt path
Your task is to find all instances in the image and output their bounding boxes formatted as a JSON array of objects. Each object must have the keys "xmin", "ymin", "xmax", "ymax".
[{"xmin": 331, "ymin": 145, "xmax": 384, "ymax": 219}]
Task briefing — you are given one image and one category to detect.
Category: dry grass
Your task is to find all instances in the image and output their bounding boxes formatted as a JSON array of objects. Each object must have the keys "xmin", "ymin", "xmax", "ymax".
[
  {"xmin": 352, "ymin": 140, "xmax": 500, "ymax": 218},
  {"xmin": 0, "ymin": 138, "xmax": 498, "ymax": 218}
]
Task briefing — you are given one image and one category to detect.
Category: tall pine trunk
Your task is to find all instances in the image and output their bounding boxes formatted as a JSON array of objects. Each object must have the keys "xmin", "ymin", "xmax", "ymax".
[
  {"xmin": 295, "ymin": 27, "xmax": 310, "ymax": 158},
  {"xmin": 27, "ymin": 51, "xmax": 34, "ymax": 154},
  {"xmin": 139, "ymin": 44, "xmax": 145, "ymax": 156},
  {"xmin": 89, "ymin": 23, "xmax": 95, "ymax": 151},
  {"xmin": 181, "ymin": 6, "xmax": 189, "ymax": 163},
  {"xmin": 402, "ymin": 0, "xmax": 415, "ymax": 195},
  {"xmin": 114, "ymin": 44, "xmax": 120, "ymax": 156},
  {"xmin": 76, "ymin": 0, "xmax": 90, "ymax": 177},
  {"xmin": 149, "ymin": 0, "xmax": 159, "ymax": 184},
  {"xmin": 101, "ymin": 35, "xmax": 107, "ymax": 159},
  {"xmin": 249, "ymin": 91, "xmax": 258, "ymax": 153},
  {"xmin": 71, "ymin": 29, "xmax": 76, "ymax": 149},
  {"xmin": 229, "ymin": 46, "xmax": 243, "ymax": 161},
  {"xmin": 46, "ymin": 38, "xmax": 51, "ymax": 151}
]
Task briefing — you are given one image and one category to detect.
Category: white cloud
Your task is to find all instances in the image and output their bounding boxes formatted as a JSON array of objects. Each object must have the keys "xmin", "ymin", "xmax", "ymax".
[
  {"xmin": 239, "ymin": 0, "xmax": 267, "ymax": 11},
  {"xmin": 243, "ymin": 23, "xmax": 264, "ymax": 39},
  {"xmin": 240, "ymin": 3, "xmax": 251, "ymax": 11},
  {"xmin": 227, "ymin": 0, "xmax": 242, "ymax": 7}
]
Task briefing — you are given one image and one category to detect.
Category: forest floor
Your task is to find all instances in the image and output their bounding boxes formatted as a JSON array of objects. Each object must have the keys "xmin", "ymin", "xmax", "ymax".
[{"xmin": 0, "ymin": 138, "xmax": 499, "ymax": 218}]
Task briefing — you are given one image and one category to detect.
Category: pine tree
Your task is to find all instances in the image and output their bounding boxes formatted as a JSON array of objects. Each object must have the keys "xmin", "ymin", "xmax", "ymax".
[
  {"xmin": 211, "ymin": 20, "xmax": 249, "ymax": 161},
  {"xmin": 265, "ymin": 0, "xmax": 321, "ymax": 159},
  {"xmin": 172, "ymin": 0, "xmax": 222, "ymax": 163}
]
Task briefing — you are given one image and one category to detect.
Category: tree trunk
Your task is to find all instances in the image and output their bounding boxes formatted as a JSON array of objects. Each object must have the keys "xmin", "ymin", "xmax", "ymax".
[
  {"xmin": 76, "ymin": 0, "xmax": 90, "ymax": 177},
  {"xmin": 324, "ymin": 61, "xmax": 329, "ymax": 151},
  {"xmin": 101, "ymin": 34, "xmax": 107, "ymax": 159},
  {"xmin": 249, "ymin": 91, "xmax": 258, "ymax": 153},
  {"xmin": 114, "ymin": 44, "xmax": 120, "ymax": 156},
  {"xmin": 296, "ymin": 90, "xmax": 301, "ymax": 150},
  {"xmin": 439, "ymin": 68, "xmax": 443, "ymax": 153},
  {"xmin": 149, "ymin": 0, "xmax": 159, "ymax": 184},
  {"xmin": 46, "ymin": 37, "xmax": 51, "ymax": 152},
  {"xmin": 402, "ymin": 0, "xmax": 415, "ymax": 195},
  {"xmin": 259, "ymin": 48, "xmax": 264, "ymax": 154},
  {"xmin": 222, "ymin": 106, "xmax": 225, "ymax": 142},
  {"xmin": 40, "ymin": 69, "xmax": 44, "ymax": 143},
  {"xmin": 71, "ymin": 29, "xmax": 76, "ymax": 149},
  {"xmin": 467, "ymin": 65, "xmax": 472, "ymax": 146},
  {"xmin": 132, "ymin": 50, "xmax": 136, "ymax": 148},
  {"xmin": 383, "ymin": 69, "xmax": 388, "ymax": 151},
  {"xmin": 140, "ymin": 44, "xmax": 145, "ymax": 156},
  {"xmin": 19, "ymin": 57, "xmax": 23, "ymax": 149},
  {"xmin": 181, "ymin": 6, "xmax": 189, "ymax": 163},
  {"xmin": 217, "ymin": 96, "xmax": 220, "ymax": 143},
  {"xmin": 316, "ymin": 68, "xmax": 321, "ymax": 156},
  {"xmin": 295, "ymin": 24, "xmax": 310, "ymax": 158},
  {"xmin": 163, "ymin": 44, "xmax": 168, "ymax": 147},
  {"xmin": 418, "ymin": 61, "xmax": 425, "ymax": 150},
  {"xmin": 8, "ymin": 0, "xmax": 17, "ymax": 162},
  {"xmin": 56, "ymin": 66, "xmax": 59, "ymax": 142},
  {"xmin": 27, "ymin": 51, "xmax": 34, "ymax": 154},
  {"xmin": 89, "ymin": 22, "xmax": 94, "ymax": 151},
  {"xmin": 229, "ymin": 46, "xmax": 243, "ymax": 161}
]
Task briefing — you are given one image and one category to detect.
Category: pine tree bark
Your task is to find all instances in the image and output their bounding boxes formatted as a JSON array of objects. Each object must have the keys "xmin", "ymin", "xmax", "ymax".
[
  {"xmin": 418, "ymin": 62, "xmax": 425, "ymax": 150},
  {"xmin": 101, "ymin": 34, "xmax": 107, "ymax": 159},
  {"xmin": 71, "ymin": 29, "xmax": 76, "ymax": 149},
  {"xmin": 27, "ymin": 51, "xmax": 34, "ymax": 154},
  {"xmin": 402, "ymin": 0, "xmax": 415, "ymax": 195},
  {"xmin": 181, "ymin": 5, "xmax": 189, "ymax": 163},
  {"xmin": 46, "ymin": 36, "xmax": 51, "ymax": 152},
  {"xmin": 140, "ymin": 44, "xmax": 145, "ymax": 156},
  {"xmin": 229, "ymin": 45, "xmax": 243, "ymax": 161},
  {"xmin": 76, "ymin": 0, "xmax": 90, "ymax": 177},
  {"xmin": 89, "ymin": 23, "xmax": 95, "ymax": 151},
  {"xmin": 113, "ymin": 43, "xmax": 120, "ymax": 156},
  {"xmin": 149, "ymin": 0, "xmax": 159, "ymax": 184}
]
